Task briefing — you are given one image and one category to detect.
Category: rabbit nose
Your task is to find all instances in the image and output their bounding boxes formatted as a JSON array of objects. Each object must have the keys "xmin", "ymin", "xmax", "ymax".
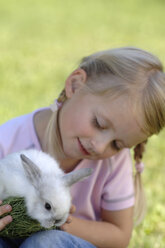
[{"xmin": 55, "ymin": 219, "xmax": 61, "ymax": 224}]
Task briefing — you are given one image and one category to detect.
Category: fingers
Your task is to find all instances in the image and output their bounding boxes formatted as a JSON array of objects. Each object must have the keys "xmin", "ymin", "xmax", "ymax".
[
  {"xmin": 0, "ymin": 203, "xmax": 12, "ymax": 216},
  {"xmin": 66, "ymin": 215, "xmax": 72, "ymax": 224},
  {"xmin": 0, "ymin": 201, "xmax": 13, "ymax": 231},
  {"xmin": 70, "ymin": 204, "xmax": 76, "ymax": 214},
  {"xmin": 60, "ymin": 215, "xmax": 74, "ymax": 231},
  {"xmin": 0, "ymin": 215, "xmax": 13, "ymax": 231},
  {"xmin": 60, "ymin": 221, "xmax": 70, "ymax": 231},
  {"xmin": 66, "ymin": 204, "xmax": 76, "ymax": 224},
  {"xmin": 60, "ymin": 204, "xmax": 76, "ymax": 231}
]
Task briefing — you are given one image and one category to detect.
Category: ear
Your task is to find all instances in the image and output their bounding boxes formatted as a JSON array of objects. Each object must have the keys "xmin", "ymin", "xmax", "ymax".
[
  {"xmin": 63, "ymin": 168, "xmax": 93, "ymax": 187},
  {"xmin": 20, "ymin": 154, "xmax": 42, "ymax": 188},
  {"xmin": 65, "ymin": 68, "xmax": 87, "ymax": 98}
]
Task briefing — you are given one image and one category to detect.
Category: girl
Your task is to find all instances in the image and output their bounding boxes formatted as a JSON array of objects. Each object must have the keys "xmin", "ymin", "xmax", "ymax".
[{"xmin": 0, "ymin": 47, "xmax": 165, "ymax": 248}]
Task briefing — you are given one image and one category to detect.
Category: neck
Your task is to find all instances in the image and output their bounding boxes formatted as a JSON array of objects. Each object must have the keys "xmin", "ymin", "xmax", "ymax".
[
  {"xmin": 59, "ymin": 157, "xmax": 81, "ymax": 173},
  {"xmin": 34, "ymin": 109, "xmax": 81, "ymax": 172},
  {"xmin": 34, "ymin": 109, "xmax": 52, "ymax": 151}
]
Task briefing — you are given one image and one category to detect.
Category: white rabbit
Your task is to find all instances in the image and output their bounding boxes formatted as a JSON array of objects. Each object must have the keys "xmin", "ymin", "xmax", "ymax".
[{"xmin": 0, "ymin": 149, "xmax": 93, "ymax": 228}]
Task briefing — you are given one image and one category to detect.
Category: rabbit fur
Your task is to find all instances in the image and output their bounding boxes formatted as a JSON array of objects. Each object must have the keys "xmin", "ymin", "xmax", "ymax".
[{"xmin": 0, "ymin": 149, "xmax": 93, "ymax": 228}]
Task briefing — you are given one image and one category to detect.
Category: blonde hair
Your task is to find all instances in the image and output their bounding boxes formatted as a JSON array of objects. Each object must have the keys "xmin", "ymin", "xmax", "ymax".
[{"xmin": 46, "ymin": 47, "xmax": 165, "ymax": 225}]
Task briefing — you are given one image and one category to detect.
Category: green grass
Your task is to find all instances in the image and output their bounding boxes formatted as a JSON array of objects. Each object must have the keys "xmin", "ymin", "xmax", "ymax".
[
  {"xmin": 0, "ymin": 197, "xmax": 56, "ymax": 238},
  {"xmin": 0, "ymin": 0, "xmax": 165, "ymax": 246}
]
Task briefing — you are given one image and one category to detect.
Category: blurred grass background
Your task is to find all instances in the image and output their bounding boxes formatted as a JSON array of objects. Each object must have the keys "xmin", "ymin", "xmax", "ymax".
[{"xmin": 0, "ymin": 0, "xmax": 164, "ymax": 247}]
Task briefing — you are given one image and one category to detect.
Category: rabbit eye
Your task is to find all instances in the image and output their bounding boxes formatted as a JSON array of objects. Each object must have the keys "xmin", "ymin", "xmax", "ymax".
[{"xmin": 45, "ymin": 202, "xmax": 51, "ymax": 210}]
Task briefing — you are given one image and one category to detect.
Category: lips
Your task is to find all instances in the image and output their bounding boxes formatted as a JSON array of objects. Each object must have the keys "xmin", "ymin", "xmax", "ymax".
[{"xmin": 77, "ymin": 138, "xmax": 90, "ymax": 156}]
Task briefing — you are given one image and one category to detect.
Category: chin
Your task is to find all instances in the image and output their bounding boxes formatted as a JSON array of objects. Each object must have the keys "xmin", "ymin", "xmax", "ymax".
[{"xmin": 40, "ymin": 220, "xmax": 55, "ymax": 229}]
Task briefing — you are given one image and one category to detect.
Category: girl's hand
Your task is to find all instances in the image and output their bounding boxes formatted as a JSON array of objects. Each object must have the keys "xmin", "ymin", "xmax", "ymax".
[
  {"xmin": 60, "ymin": 204, "xmax": 76, "ymax": 231},
  {"xmin": 0, "ymin": 200, "xmax": 12, "ymax": 231}
]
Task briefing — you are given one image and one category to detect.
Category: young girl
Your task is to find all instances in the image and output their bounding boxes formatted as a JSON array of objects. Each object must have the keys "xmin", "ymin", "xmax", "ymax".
[{"xmin": 0, "ymin": 47, "xmax": 165, "ymax": 248}]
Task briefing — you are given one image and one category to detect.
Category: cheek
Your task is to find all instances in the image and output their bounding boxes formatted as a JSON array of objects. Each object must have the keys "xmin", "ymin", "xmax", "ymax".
[
  {"xmin": 60, "ymin": 100, "xmax": 94, "ymax": 139},
  {"xmin": 66, "ymin": 113, "xmax": 92, "ymax": 135},
  {"xmin": 64, "ymin": 114, "xmax": 82, "ymax": 134}
]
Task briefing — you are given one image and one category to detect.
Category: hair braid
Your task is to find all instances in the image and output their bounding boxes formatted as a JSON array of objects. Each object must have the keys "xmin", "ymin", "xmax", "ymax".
[
  {"xmin": 57, "ymin": 89, "xmax": 67, "ymax": 104},
  {"xmin": 133, "ymin": 140, "xmax": 147, "ymax": 225},
  {"xmin": 134, "ymin": 140, "xmax": 147, "ymax": 163}
]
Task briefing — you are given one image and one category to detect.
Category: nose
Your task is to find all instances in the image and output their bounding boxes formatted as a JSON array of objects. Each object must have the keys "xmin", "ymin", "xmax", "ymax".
[
  {"xmin": 54, "ymin": 218, "xmax": 62, "ymax": 226},
  {"xmin": 55, "ymin": 219, "xmax": 61, "ymax": 224},
  {"xmin": 90, "ymin": 133, "xmax": 112, "ymax": 155}
]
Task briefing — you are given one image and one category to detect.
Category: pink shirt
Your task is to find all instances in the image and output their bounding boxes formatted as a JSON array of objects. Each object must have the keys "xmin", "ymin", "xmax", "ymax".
[{"xmin": 0, "ymin": 108, "xmax": 134, "ymax": 221}]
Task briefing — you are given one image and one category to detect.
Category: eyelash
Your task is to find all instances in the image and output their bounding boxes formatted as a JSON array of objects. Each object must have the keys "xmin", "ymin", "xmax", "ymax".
[
  {"xmin": 112, "ymin": 141, "xmax": 121, "ymax": 151},
  {"xmin": 92, "ymin": 117, "xmax": 103, "ymax": 129},
  {"xmin": 92, "ymin": 117, "xmax": 121, "ymax": 151}
]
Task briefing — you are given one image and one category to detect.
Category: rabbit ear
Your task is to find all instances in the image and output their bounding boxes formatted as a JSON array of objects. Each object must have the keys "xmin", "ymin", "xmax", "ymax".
[
  {"xmin": 63, "ymin": 168, "xmax": 93, "ymax": 187},
  {"xmin": 20, "ymin": 154, "xmax": 42, "ymax": 187}
]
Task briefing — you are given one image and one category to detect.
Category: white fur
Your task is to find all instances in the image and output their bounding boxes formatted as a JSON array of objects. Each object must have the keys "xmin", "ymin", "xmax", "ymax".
[{"xmin": 0, "ymin": 149, "xmax": 92, "ymax": 228}]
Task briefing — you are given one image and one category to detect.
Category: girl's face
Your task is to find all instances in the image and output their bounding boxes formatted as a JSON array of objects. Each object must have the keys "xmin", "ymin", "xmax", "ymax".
[
  {"xmin": 58, "ymin": 70, "xmax": 147, "ymax": 160},
  {"xmin": 59, "ymin": 94, "xmax": 147, "ymax": 161}
]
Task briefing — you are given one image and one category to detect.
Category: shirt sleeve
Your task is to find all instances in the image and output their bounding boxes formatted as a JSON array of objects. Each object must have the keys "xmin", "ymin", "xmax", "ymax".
[
  {"xmin": 0, "ymin": 144, "xmax": 4, "ymax": 159},
  {"xmin": 0, "ymin": 110, "xmax": 41, "ymax": 159},
  {"xmin": 101, "ymin": 149, "xmax": 135, "ymax": 211}
]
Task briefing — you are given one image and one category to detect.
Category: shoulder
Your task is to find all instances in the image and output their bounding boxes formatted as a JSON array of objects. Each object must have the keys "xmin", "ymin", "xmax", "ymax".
[
  {"xmin": 86, "ymin": 148, "xmax": 132, "ymax": 173},
  {"xmin": 101, "ymin": 149, "xmax": 133, "ymax": 185},
  {"xmin": 110, "ymin": 148, "xmax": 132, "ymax": 163},
  {"xmin": 71, "ymin": 150, "xmax": 134, "ymax": 217},
  {"xmin": 76, "ymin": 149, "xmax": 132, "ymax": 184},
  {"xmin": 109, "ymin": 148, "xmax": 132, "ymax": 172},
  {"xmin": 101, "ymin": 149, "xmax": 134, "ymax": 211},
  {"xmin": 0, "ymin": 108, "xmax": 44, "ymax": 158},
  {"xmin": 81, "ymin": 149, "xmax": 134, "ymax": 198}
]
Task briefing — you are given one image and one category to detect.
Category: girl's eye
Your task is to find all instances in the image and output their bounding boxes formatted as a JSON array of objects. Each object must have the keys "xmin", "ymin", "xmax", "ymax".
[
  {"xmin": 92, "ymin": 117, "xmax": 103, "ymax": 129},
  {"xmin": 112, "ymin": 140, "xmax": 121, "ymax": 151}
]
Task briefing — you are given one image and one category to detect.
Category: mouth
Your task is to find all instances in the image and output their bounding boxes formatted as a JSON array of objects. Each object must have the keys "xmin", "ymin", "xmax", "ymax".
[{"xmin": 77, "ymin": 138, "xmax": 90, "ymax": 156}]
